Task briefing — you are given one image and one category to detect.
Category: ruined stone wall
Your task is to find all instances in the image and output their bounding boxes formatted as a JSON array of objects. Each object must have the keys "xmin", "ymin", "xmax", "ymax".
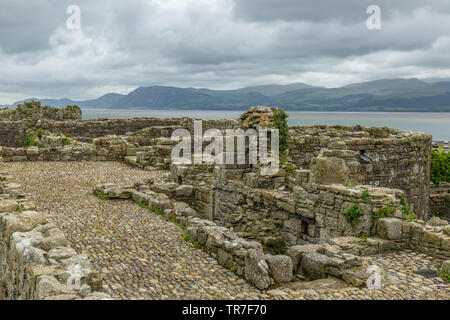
[
  {"xmin": 430, "ymin": 183, "xmax": 450, "ymax": 218},
  {"xmin": 95, "ymin": 178, "xmax": 450, "ymax": 291},
  {"xmin": 0, "ymin": 170, "xmax": 110, "ymax": 300},
  {"xmin": 212, "ymin": 165, "xmax": 407, "ymax": 249},
  {"xmin": 0, "ymin": 121, "xmax": 27, "ymax": 147},
  {"xmin": 0, "ymin": 136, "xmax": 133, "ymax": 162},
  {"xmin": 431, "ymin": 183, "xmax": 450, "ymax": 195},
  {"xmin": 36, "ymin": 118, "xmax": 185, "ymax": 139},
  {"xmin": 0, "ymin": 101, "xmax": 81, "ymax": 122},
  {"xmin": 288, "ymin": 125, "xmax": 432, "ymax": 219}
]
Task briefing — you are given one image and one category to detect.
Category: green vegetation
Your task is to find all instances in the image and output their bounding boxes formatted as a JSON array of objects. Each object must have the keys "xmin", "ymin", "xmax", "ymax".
[
  {"xmin": 94, "ymin": 191, "xmax": 109, "ymax": 201},
  {"xmin": 375, "ymin": 202, "xmax": 394, "ymax": 219},
  {"xmin": 137, "ymin": 200, "xmax": 187, "ymax": 231},
  {"xmin": 25, "ymin": 133, "xmax": 39, "ymax": 147},
  {"xmin": 313, "ymin": 199, "xmax": 319, "ymax": 207},
  {"xmin": 400, "ymin": 195, "xmax": 417, "ymax": 222},
  {"xmin": 284, "ymin": 163, "xmax": 295, "ymax": 175},
  {"xmin": 361, "ymin": 188, "xmax": 372, "ymax": 204},
  {"xmin": 342, "ymin": 204, "xmax": 362, "ymax": 226},
  {"xmin": 61, "ymin": 137, "xmax": 71, "ymax": 146},
  {"xmin": 440, "ymin": 269, "xmax": 450, "ymax": 282},
  {"xmin": 343, "ymin": 182, "xmax": 360, "ymax": 189},
  {"xmin": 324, "ymin": 265, "xmax": 329, "ymax": 275},
  {"xmin": 431, "ymin": 150, "xmax": 450, "ymax": 184},
  {"xmin": 137, "ymin": 200, "xmax": 164, "ymax": 215},
  {"xmin": 180, "ymin": 233, "xmax": 205, "ymax": 251},
  {"xmin": 271, "ymin": 109, "xmax": 289, "ymax": 163},
  {"xmin": 167, "ymin": 216, "xmax": 187, "ymax": 230},
  {"xmin": 272, "ymin": 239, "xmax": 287, "ymax": 255}
]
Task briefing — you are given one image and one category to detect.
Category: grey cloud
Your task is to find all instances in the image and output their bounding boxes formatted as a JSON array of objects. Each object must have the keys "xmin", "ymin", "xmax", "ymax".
[
  {"xmin": 232, "ymin": 0, "xmax": 450, "ymax": 23},
  {"xmin": 0, "ymin": 0, "xmax": 449, "ymax": 104}
]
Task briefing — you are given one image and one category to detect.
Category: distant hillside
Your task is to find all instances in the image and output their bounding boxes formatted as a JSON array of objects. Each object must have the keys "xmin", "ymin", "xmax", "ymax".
[
  {"xmin": 8, "ymin": 78, "xmax": 450, "ymax": 112},
  {"xmin": 235, "ymin": 82, "xmax": 320, "ymax": 97}
]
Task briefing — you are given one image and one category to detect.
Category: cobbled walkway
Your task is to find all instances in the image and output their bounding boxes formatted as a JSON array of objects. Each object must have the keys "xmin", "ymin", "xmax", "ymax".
[{"xmin": 3, "ymin": 161, "xmax": 449, "ymax": 300}]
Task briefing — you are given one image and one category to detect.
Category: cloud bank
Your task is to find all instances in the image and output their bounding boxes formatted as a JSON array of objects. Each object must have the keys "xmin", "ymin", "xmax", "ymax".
[{"xmin": 0, "ymin": 0, "xmax": 449, "ymax": 104}]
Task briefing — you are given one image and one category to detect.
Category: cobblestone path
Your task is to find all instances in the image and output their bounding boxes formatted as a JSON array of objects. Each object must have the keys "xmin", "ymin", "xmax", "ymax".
[
  {"xmin": 3, "ymin": 162, "xmax": 449, "ymax": 300},
  {"xmin": 4, "ymin": 161, "xmax": 260, "ymax": 299}
]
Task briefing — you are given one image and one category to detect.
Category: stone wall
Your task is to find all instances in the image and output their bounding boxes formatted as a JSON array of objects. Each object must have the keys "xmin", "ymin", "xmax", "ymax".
[
  {"xmin": 431, "ymin": 183, "xmax": 450, "ymax": 195},
  {"xmin": 288, "ymin": 125, "xmax": 432, "ymax": 219},
  {"xmin": 430, "ymin": 183, "xmax": 450, "ymax": 219},
  {"xmin": 0, "ymin": 135, "xmax": 133, "ymax": 162},
  {"xmin": 0, "ymin": 101, "xmax": 81, "ymax": 122},
  {"xmin": 0, "ymin": 170, "xmax": 111, "ymax": 300},
  {"xmin": 211, "ymin": 165, "xmax": 407, "ymax": 248},
  {"xmin": 0, "ymin": 121, "xmax": 27, "ymax": 147},
  {"xmin": 36, "ymin": 118, "xmax": 185, "ymax": 140},
  {"xmin": 94, "ymin": 179, "xmax": 450, "ymax": 291}
]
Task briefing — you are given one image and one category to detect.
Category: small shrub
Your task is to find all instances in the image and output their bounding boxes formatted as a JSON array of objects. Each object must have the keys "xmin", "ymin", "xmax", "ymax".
[
  {"xmin": 26, "ymin": 133, "xmax": 39, "ymax": 147},
  {"xmin": 361, "ymin": 188, "xmax": 372, "ymax": 204},
  {"xmin": 440, "ymin": 269, "xmax": 450, "ymax": 282},
  {"xmin": 375, "ymin": 203, "xmax": 394, "ymax": 219},
  {"xmin": 400, "ymin": 195, "xmax": 417, "ymax": 222},
  {"xmin": 342, "ymin": 204, "xmax": 361, "ymax": 226},
  {"xmin": 431, "ymin": 150, "xmax": 450, "ymax": 184}
]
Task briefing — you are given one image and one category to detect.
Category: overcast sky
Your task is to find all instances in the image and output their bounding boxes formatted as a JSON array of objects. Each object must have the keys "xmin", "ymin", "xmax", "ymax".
[{"xmin": 1, "ymin": 0, "xmax": 449, "ymax": 104}]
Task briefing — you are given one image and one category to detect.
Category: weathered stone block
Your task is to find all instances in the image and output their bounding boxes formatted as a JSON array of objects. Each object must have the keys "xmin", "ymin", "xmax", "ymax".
[
  {"xmin": 265, "ymin": 255, "xmax": 293, "ymax": 283},
  {"xmin": 300, "ymin": 252, "xmax": 329, "ymax": 280},
  {"xmin": 310, "ymin": 156, "xmax": 349, "ymax": 185},
  {"xmin": 423, "ymin": 231, "xmax": 442, "ymax": 246},
  {"xmin": 377, "ymin": 218, "xmax": 402, "ymax": 240},
  {"xmin": 286, "ymin": 244, "xmax": 322, "ymax": 271},
  {"xmin": 244, "ymin": 249, "xmax": 271, "ymax": 290}
]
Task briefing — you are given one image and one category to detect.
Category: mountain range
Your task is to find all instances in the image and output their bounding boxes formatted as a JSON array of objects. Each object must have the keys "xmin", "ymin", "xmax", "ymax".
[{"xmin": 6, "ymin": 78, "xmax": 450, "ymax": 112}]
